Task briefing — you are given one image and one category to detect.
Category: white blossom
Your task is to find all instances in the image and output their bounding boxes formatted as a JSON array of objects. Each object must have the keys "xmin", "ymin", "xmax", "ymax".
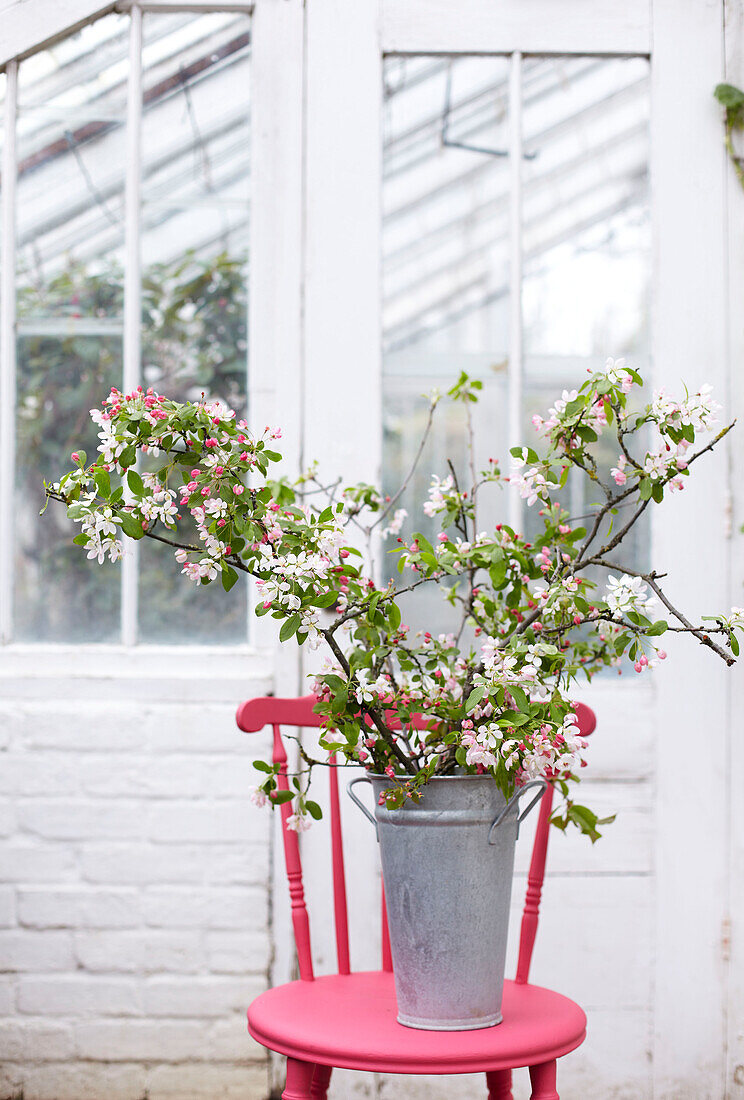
[{"xmin": 604, "ymin": 574, "xmax": 655, "ymax": 620}]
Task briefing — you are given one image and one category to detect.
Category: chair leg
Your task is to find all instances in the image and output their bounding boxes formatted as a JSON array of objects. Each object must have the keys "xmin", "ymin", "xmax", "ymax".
[
  {"xmin": 529, "ymin": 1059, "xmax": 559, "ymax": 1100},
  {"xmin": 310, "ymin": 1063, "xmax": 333, "ymax": 1099},
  {"xmin": 283, "ymin": 1057, "xmax": 315, "ymax": 1100},
  {"xmin": 486, "ymin": 1067, "xmax": 513, "ymax": 1099}
]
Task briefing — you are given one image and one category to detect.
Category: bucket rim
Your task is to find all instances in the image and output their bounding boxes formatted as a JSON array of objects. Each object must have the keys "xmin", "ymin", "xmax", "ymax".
[{"xmin": 366, "ymin": 771, "xmax": 502, "ymax": 782}]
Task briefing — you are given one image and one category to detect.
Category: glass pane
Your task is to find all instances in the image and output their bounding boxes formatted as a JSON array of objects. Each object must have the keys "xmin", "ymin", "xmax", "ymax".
[
  {"xmin": 14, "ymin": 18, "xmax": 128, "ymax": 643},
  {"xmin": 137, "ymin": 11, "xmax": 250, "ymax": 644},
  {"xmin": 16, "ymin": 13, "xmax": 128, "ymax": 321},
  {"xmin": 141, "ymin": 12, "xmax": 250, "ymax": 209},
  {"xmin": 521, "ymin": 56, "xmax": 651, "ymax": 571},
  {"xmin": 15, "ymin": 336, "xmax": 122, "ymax": 642},
  {"xmin": 382, "ymin": 57, "xmax": 512, "ymax": 634}
]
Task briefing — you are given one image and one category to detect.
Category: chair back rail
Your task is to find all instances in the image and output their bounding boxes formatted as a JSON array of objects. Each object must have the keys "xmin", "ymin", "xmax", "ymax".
[{"xmin": 237, "ymin": 694, "xmax": 596, "ymax": 984}]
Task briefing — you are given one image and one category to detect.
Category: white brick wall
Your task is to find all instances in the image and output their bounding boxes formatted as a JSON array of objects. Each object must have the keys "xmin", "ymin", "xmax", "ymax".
[{"xmin": 0, "ymin": 659, "xmax": 274, "ymax": 1100}]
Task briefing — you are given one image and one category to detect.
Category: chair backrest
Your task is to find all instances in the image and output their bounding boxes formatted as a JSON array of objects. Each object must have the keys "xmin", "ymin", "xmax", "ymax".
[{"xmin": 236, "ymin": 694, "xmax": 596, "ymax": 985}]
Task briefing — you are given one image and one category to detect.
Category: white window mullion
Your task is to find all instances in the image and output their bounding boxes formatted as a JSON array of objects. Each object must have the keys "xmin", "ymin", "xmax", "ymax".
[
  {"xmin": 508, "ymin": 50, "xmax": 524, "ymax": 532},
  {"xmin": 122, "ymin": 5, "xmax": 143, "ymax": 646},
  {"xmin": 0, "ymin": 59, "xmax": 18, "ymax": 645}
]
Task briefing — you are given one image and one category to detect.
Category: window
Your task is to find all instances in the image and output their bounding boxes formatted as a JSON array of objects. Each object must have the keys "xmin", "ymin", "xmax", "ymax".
[
  {"xmin": 381, "ymin": 54, "xmax": 651, "ymax": 630},
  {"xmin": 1, "ymin": 7, "xmax": 251, "ymax": 645}
]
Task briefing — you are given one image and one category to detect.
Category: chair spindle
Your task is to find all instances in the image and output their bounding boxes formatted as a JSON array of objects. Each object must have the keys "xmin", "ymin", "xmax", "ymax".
[
  {"xmin": 381, "ymin": 883, "xmax": 393, "ymax": 972},
  {"xmin": 328, "ymin": 755, "xmax": 350, "ymax": 974},
  {"xmin": 273, "ymin": 724, "xmax": 314, "ymax": 981},
  {"xmin": 515, "ymin": 782, "xmax": 554, "ymax": 985}
]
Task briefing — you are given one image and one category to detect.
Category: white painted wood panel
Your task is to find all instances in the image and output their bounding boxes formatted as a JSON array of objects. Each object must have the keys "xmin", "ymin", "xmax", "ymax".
[
  {"xmin": 514, "ymin": 781, "xmax": 653, "ymax": 876},
  {"xmin": 0, "ymin": 0, "xmax": 114, "ymax": 68},
  {"xmin": 724, "ymin": 3, "xmax": 744, "ymax": 1097},
  {"xmin": 303, "ymin": 0, "xmax": 383, "ymax": 482},
  {"xmin": 381, "ymin": 0, "xmax": 651, "ymax": 57},
  {"xmin": 246, "ymin": 7, "xmax": 305, "ymax": 1093},
  {"xmin": 651, "ymin": 1, "xmax": 731, "ymax": 1096},
  {"xmin": 248, "ymin": 0, "xmax": 304, "ymax": 490}
]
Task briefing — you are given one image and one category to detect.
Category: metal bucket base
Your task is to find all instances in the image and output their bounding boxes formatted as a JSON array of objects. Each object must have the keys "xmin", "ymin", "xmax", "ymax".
[{"xmin": 397, "ymin": 1011, "xmax": 503, "ymax": 1031}]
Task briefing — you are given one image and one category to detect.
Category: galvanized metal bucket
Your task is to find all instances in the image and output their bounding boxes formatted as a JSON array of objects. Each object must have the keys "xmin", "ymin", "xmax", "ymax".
[{"xmin": 347, "ymin": 772, "xmax": 546, "ymax": 1031}]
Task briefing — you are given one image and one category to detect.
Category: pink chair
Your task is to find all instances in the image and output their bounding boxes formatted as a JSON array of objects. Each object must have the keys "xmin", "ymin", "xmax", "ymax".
[{"xmin": 237, "ymin": 695, "xmax": 596, "ymax": 1100}]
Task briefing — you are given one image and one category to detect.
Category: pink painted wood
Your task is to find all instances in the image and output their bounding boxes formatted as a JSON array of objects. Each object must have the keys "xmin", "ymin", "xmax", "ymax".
[{"xmin": 237, "ymin": 694, "xmax": 596, "ymax": 1100}]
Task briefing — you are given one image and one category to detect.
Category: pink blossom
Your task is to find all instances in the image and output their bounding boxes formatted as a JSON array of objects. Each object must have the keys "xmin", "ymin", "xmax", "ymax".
[
  {"xmin": 232, "ymin": 485, "xmax": 244, "ymax": 496},
  {"xmin": 611, "ymin": 453, "xmax": 628, "ymax": 486}
]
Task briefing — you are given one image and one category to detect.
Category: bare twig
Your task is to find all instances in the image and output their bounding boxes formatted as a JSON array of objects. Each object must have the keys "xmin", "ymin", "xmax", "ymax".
[{"xmin": 371, "ymin": 397, "xmax": 438, "ymax": 530}]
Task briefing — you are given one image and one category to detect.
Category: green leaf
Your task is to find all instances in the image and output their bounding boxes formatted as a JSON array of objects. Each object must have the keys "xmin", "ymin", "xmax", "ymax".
[
  {"xmin": 388, "ymin": 601, "xmax": 401, "ymax": 631},
  {"xmin": 488, "ymin": 556, "xmax": 507, "ymax": 587},
  {"xmin": 119, "ymin": 512, "xmax": 145, "ymax": 540},
  {"xmin": 465, "ymin": 686, "xmax": 485, "ymax": 713},
  {"xmin": 639, "ymin": 478, "xmax": 653, "ymax": 501},
  {"xmin": 93, "ymin": 469, "xmax": 111, "ymax": 498},
  {"xmin": 127, "ymin": 470, "xmax": 144, "ymax": 495},
  {"xmin": 279, "ymin": 613, "xmax": 302, "ymax": 642},
  {"xmin": 568, "ymin": 803, "xmax": 604, "ymax": 843},
  {"xmin": 221, "ymin": 565, "xmax": 238, "ymax": 592},
  {"xmin": 646, "ymin": 620, "xmax": 668, "ymax": 637},
  {"xmin": 253, "ymin": 760, "xmax": 274, "ymax": 773},
  {"xmin": 305, "ymin": 800, "xmax": 323, "ymax": 821},
  {"xmin": 715, "ymin": 82, "xmax": 744, "ymax": 110},
  {"xmin": 414, "ymin": 533, "xmax": 436, "ymax": 557},
  {"xmin": 509, "ymin": 446, "xmax": 539, "ymax": 464},
  {"xmin": 119, "ymin": 445, "xmax": 136, "ymax": 468},
  {"xmin": 272, "ymin": 790, "xmax": 295, "ymax": 804}
]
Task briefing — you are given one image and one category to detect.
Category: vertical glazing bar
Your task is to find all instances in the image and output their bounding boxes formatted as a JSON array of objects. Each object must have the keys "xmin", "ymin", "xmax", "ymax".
[
  {"xmin": 508, "ymin": 51, "xmax": 523, "ymax": 533},
  {"xmin": 0, "ymin": 60, "xmax": 18, "ymax": 644},
  {"xmin": 122, "ymin": 6, "xmax": 143, "ymax": 646}
]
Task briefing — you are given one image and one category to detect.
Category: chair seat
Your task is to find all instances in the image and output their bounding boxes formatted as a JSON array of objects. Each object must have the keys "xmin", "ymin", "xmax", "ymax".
[{"xmin": 248, "ymin": 971, "xmax": 586, "ymax": 1075}]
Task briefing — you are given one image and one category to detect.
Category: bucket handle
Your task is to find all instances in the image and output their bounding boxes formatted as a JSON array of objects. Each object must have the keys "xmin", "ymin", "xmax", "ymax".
[
  {"xmin": 488, "ymin": 779, "xmax": 547, "ymax": 845},
  {"xmin": 347, "ymin": 776, "xmax": 379, "ymax": 840},
  {"xmin": 349, "ymin": 775, "xmax": 548, "ymax": 845}
]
